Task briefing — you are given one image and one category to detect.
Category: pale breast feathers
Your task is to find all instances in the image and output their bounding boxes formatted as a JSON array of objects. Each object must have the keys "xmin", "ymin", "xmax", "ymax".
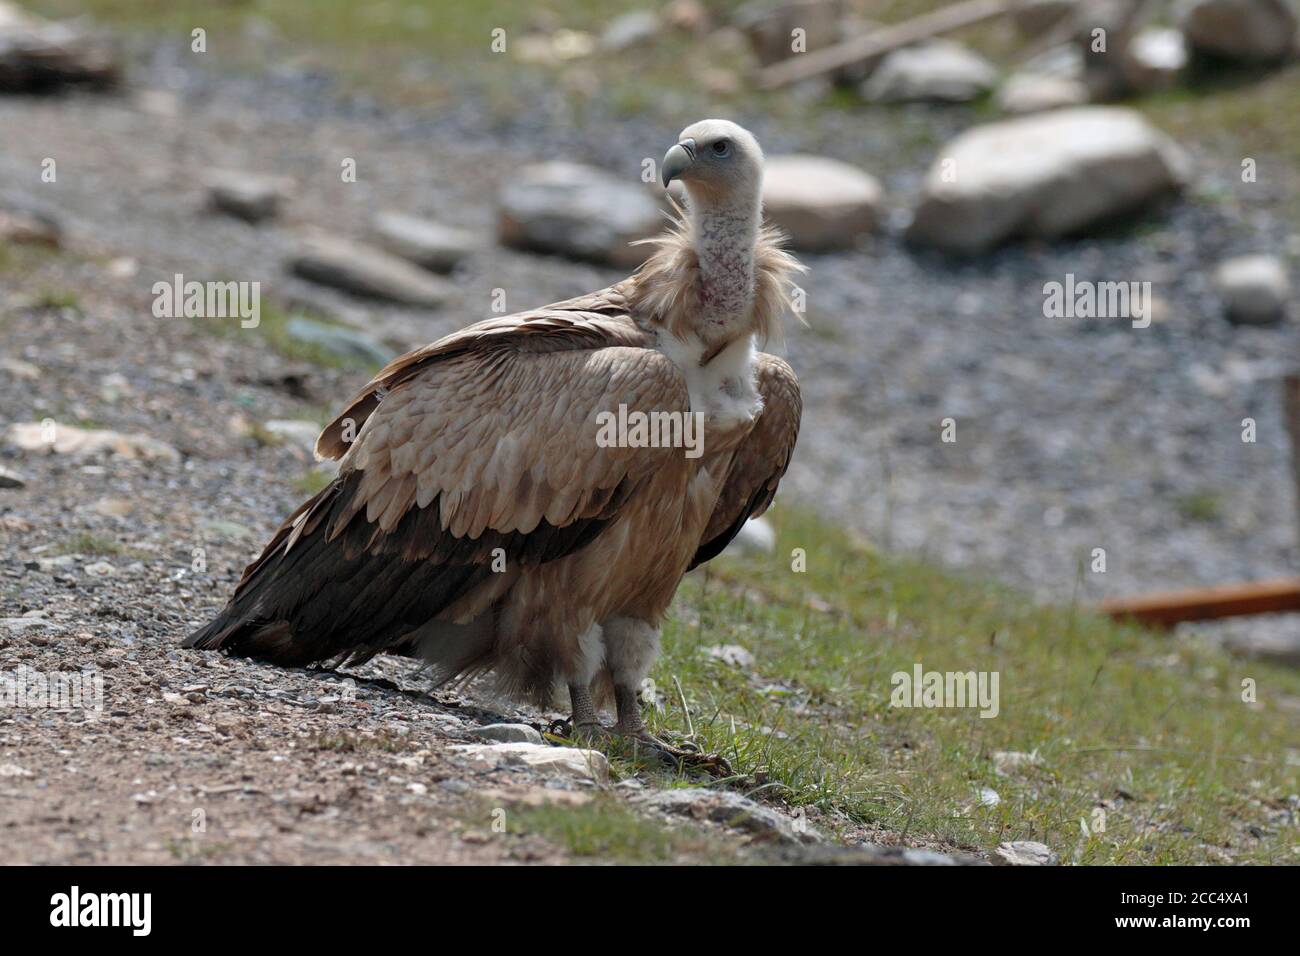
[{"xmin": 689, "ymin": 353, "xmax": 801, "ymax": 569}]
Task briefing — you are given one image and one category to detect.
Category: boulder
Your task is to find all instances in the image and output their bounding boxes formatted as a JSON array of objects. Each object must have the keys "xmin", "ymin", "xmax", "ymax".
[
  {"xmin": 1012, "ymin": 0, "xmax": 1078, "ymax": 35},
  {"xmin": 498, "ymin": 162, "xmax": 663, "ymax": 268},
  {"xmin": 907, "ymin": 108, "xmax": 1189, "ymax": 253},
  {"xmin": 762, "ymin": 155, "xmax": 882, "ymax": 251},
  {"xmin": 862, "ymin": 40, "xmax": 998, "ymax": 103},
  {"xmin": 204, "ymin": 169, "xmax": 291, "ymax": 224},
  {"xmin": 473, "ymin": 723, "xmax": 544, "ymax": 745},
  {"xmin": 283, "ymin": 316, "xmax": 392, "ymax": 366},
  {"xmin": 450, "ymin": 742, "xmax": 609, "ymax": 784},
  {"xmin": 1213, "ymin": 255, "xmax": 1291, "ymax": 325},
  {"xmin": 0, "ymin": 1, "xmax": 120, "ymax": 92},
  {"xmin": 996, "ymin": 73, "xmax": 1090, "ymax": 114},
  {"xmin": 369, "ymin": 212, "xmax": 476, "ymax": 273},
  {"xmin": 4, "ymin": 422, "xmax": 179, "ymax": 462},
  {"xmin": 733, "ymin": 0, "xmax": 843, "ymax": 67},
  {"xmin": 288, "ymin": 236, "xmax": 454, "ymax": 306},
  {"xmin": 1178, "ymin": 0, "xmax": 1298, "ymax": 62},
  {"xmin": 994, "ymin": 840, "xmax": 1058, "ymax": 866},
  {"xmin": 1123, "ymin": 27, "xmax": 1188, "ymax": 92},
  {"xmin": 600, "ymin": 10, "xmax": 660, "ymax": 52},
  {"xmin": 724, "ymin": 515, "xmax": 777, "ymax": 556},
  {"xmin": 634, "ymin": 788, "xmax": 822, "ymax": 844}
]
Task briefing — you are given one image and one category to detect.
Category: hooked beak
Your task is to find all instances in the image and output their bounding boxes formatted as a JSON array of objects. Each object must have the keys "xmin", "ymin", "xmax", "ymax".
[{"xmin": 661, "ymin": 138, "xmax": 697, "ymax": 187}]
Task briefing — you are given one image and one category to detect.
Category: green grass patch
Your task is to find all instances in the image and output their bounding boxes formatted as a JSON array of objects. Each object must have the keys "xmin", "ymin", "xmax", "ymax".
[
  {"xmin": 501, "ymin": 794, "xmax": 738, "ymax": 864},
  {"xmin": 206, "ymin": 301, "xmax": 382, "ymax": 373},
  {"xmin": 643, "ymin": 508, "xmax": 1299, "ymax": 864},
  {"xmin": 1174, "ymin": 490, "xmax": 1223, "ymax": 524},
  {"xmin": 52, "ymin": 532, "xmax": 127, "ymax": 557}
]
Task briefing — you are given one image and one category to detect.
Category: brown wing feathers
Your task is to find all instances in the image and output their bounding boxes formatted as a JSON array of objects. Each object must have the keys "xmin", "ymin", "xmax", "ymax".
[{"xmin": 185, "ymin": 294, "xmax": 687, "ymax": 668}]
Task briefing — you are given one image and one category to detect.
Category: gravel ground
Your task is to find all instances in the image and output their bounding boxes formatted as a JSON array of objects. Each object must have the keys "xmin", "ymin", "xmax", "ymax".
[{"xmin": 1, "ymin": 35, "xmax": 1297, "ymax": 862}]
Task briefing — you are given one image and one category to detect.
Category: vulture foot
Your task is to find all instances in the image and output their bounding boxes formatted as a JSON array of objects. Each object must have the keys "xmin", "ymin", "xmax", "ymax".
[{"xmin": 616, "ymin": 729, "xmax": 733, "ymax": 776}]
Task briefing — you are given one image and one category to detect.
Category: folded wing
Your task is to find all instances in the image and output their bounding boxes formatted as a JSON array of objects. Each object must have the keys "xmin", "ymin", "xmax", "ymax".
[{"xmin": 186, "ymin": 294, "xmax": 689, "ymax": 667}]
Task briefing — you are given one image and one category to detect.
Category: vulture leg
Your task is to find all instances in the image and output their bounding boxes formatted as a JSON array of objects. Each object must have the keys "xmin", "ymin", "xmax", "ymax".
[
  {"xmin": 569, "ymin": 683, "xmax": 602, "ymax": 735},
  {"xmin": 612, "ymin": 684, "xmax": 732, "ymax": 776}
]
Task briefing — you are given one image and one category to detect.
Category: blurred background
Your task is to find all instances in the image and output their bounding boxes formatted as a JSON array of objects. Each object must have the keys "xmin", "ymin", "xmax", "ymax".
[
  {"xmin": 6, "ymin": 0, "xmax": 1296, "ymax": 648},
  {"xmin": 0, "ymin": 0, "xmax": 1297, "ymax": 865}
]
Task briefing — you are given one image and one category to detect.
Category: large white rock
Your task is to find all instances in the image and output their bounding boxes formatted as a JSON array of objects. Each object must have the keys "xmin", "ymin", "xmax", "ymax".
[
  {"xmin": 1124, "ymin": 27, "xmax": 1189, "ymax": 91},
  {"xmin": 5, "ymin": 422, "xmax": 179, "ymax": 462},
  {"xmin": 995, "ymin": 74, "xmax": 1090, "ymax": 114},
  {"xmin": 762, "ymin": 154, "xmax": 882, "ymax": 251},
  {"xmin": 907, "ymin": 108, "xmax": 1189, "ymax": 253},
  {"xmin": 863, "ymin": 40, "xmax": 998, "ymax": 103},
  {"xmin": 1213, "ymin": 255, "xmax": 1291, "ymax": 325},
  {"xmin": 1178, "ymin": 0, "xmax": 1298, "ymax": 62},
  {"xmin": 451, "ymin": 742, "xmax": 609, "ymax": 784},
  {"xmin": 498, "ymin": 162, "xmax": 662, "ymax": 268},
  {"xmin": 994, "ymin": 840, "xmax": 1058, "ymax": 866}
]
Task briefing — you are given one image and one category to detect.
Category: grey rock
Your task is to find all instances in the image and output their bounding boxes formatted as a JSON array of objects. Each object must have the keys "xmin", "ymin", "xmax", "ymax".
[
  {"xmin": 498, "ymin": 162, "xmax": 662, "ymax": 268},
  {"xmin": 1123, "ymin": 27, "xmax": 1188, "ymax": 92},
  {"xmin": 762, "ymin": 155, "xmax": 882, "ymax": 251},
  {"xmin": 600, "ymin": 10, "xmax": 660, "ymax": 52},
  {"xmin": 634, "ymin": 787, "xmax": 822, "ymax": 844},
  {"xmin": 0, "ymin": 207, "xmax": 60, "ymax": 247},
  {"xmin": 262, "ymin": 419, "xmax": 321, "ymax": 451},
  {"xmin": 863, "ymin": 40, "xmax": 999, "ymax": 103},
  {"xmin": 1223, "ymin": 630, "xmax": 1300, "ymax": 667},
  {"xmin": 450, "ymin": 741, "xmax": 609, "ymax": 783},
  {"xmin": 473, "ymin": 722, "xmax": 544, "ymax": 745},
  {"xmin": 1213, "ymin": 255, "xmax": 1291, "ymax": 325},
  {"xmin": 4, "ymin": 422, "xmax": 180, "ymax": 462},
  {"xmin": 734, "ymin": 0, "xmax": 844, "ymax": 67},
  {"xmin": 288, "ymin": 236, "xmax": 454, "ymax": 306},
  {"xmin": 724, "ymin": 515, "xmax": 777, "ymax": 557},
  {"xmin": 704, "ymin": 644, "xmax": 757, "ymax": 668},
  {"xmin": 0, "ymin": 616, "xmax": 58, "ymax": 631},
  {"xmin": 1178, "ymin": 0, "xmax": 1298, "ymax": 62},
  {"xmin": 204, "ymin": 169, "xmax": 291, "ymax": 223},
  {"xmin": 1012, "ymin": 0, "xmax": 1078, "ymax": 35},
  {"xmin": 370, "ymin": 212, "xmax": 476, "ymax": 273},
  {"xmin": 994, "ymin": 840, "xmax": 1058, "ymax": 865},
  {"xmin": 908, "ymin": 108, "xmax": 1189, "ymax": 253},
  {"xmin": 0, "ymin": 465, "xmax": 25, "ymax": 488},
  {"xmin": 284, "ymin": 316, "xmax": 393, "ymax": 366},
  {"xmin": 0, "ymin": 1, "xmax": 121, "ymax": 92},
  {"xmin": 996, "ymin": 73, "xmax": 1090, "ymax": 114}
]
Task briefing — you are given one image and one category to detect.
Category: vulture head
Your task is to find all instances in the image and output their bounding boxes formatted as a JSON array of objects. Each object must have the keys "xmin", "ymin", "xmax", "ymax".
[{"xmin": 661, "ymin": 118, "xmax": 763, "ymax": 206}]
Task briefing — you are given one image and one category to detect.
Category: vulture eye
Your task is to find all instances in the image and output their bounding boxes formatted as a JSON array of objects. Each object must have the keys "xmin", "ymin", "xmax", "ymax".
[{"xmin": 711, "ymin": 139, "xmax": 731, "ymax": 157}]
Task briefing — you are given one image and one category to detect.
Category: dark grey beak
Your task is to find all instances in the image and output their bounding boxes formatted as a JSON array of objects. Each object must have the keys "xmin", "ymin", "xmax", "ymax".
[{"xmin": 661, "ymin": 138, "xmax": 697, "ymax": 187}]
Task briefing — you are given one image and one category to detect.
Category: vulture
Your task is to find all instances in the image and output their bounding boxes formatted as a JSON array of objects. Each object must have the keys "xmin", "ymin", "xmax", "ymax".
[{"xmin": 186, "ymin": 119, "xmax": 804, "ymax": 760}]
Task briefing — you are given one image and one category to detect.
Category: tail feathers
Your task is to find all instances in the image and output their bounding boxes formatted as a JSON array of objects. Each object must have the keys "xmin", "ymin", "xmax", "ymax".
[{"xmin": 183, "ymin": 473, "xmax": 494, "ymax": 669}]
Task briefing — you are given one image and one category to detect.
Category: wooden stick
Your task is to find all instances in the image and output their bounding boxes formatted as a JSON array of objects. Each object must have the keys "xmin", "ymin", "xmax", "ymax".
[
  {"xmin": 1100, "ymin": 578, "xmax": 1300, "ymax": 629},
  {"xmin": 758, "ymin": 0, "xmax": 1015, "ymax": 90},
  {"xmin": 1285, "ymin": 375, "xmax": 1300, "ymax": 551}
]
